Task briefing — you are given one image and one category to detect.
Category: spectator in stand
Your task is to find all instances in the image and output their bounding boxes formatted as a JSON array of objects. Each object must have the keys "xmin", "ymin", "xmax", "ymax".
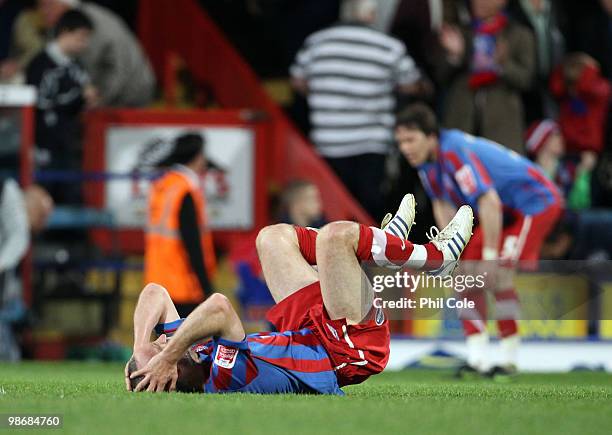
[
  {"xmin": 389, "ymin": 0, "xmax": 443, "ymax": 85},
  {"xmin": 525, "ymin": 119, "xmax": 594, "ymax": 209},
  {"xmin": 0, "ymin": 0, "xmax": 38, "ymax": 84},
  {"xmin": 0, "ymin": 180, "xmax": 53, "ymax": 361},
  {"xmin": 36, "ymin": 0, "xmax": 155, "ymax": 107},
  {"xmin": 26, "ymin": 9, "xmax": 98, "ymax": 205},
  {"xmin": 279, "ymin": 180, "xmax": 327, "ymax": 228},
  {"xmin": 542, "ymin": 210, "xmax": 612, "ymax": 261},
  {"xmin": 507, "ymin": 0, "xmax": 565, "ymax": 123},
  {"xmin": 340, "ymin": 0, "xmax": 400, "ymax": 33},
  {"xmin": 434, "ymin": 0, "xmax": 535, "ymax": 153},
  {"xmin": 290, "ymin": 0, "xmax": 424, "ymax": 220},
  {"xmin": 566, "ymin": 0, "xmax": 612, "ymax": 82},
  {"xmin": 549, "ymin": 53, "xmax": 611, "ymax": 157}
]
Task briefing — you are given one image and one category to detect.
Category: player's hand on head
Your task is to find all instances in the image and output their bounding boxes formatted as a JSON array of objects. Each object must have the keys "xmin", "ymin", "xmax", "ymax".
[{"xmin": 130, "ymin": 351, "xmax": 178, "ymax": 393}]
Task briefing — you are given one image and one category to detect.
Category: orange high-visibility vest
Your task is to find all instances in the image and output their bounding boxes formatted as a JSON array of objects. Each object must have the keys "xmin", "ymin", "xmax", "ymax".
[{"xmin": 144, "ymin": 168, "xmax": 217, "ymax": 303}]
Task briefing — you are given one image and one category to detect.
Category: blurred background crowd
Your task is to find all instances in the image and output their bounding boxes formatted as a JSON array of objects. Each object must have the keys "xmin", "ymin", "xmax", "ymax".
[{"xmin": 0, "ymin": 0, "xmax": 611, "ymax": 361}]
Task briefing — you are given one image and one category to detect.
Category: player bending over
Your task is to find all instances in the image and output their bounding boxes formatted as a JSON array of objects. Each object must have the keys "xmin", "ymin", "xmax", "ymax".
[
  {"xmin": 126, "ymin": 194, "xmax": 473, "ymax": 394},
  {"xmin": 394, "ymin": 104, "xmax": 562, "ymax": 379}
]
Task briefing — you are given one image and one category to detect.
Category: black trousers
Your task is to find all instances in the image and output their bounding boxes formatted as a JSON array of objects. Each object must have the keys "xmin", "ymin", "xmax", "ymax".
[{"xmin": 325, "ymin": 153, "xmax": 386, "ymax": 221}]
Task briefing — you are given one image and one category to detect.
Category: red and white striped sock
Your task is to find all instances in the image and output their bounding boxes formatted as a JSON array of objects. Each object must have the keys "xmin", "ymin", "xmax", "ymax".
[
  {"xmin": 495, "ymin": 288, "xmax": 520, "ymax": 338},
  {"xmin": 294, "ymin": 224, "xmax": 444, "ymax": 271},
  {"xmin": 357, "ymin": 225, "xmax": 444, "ymax": 271},
  {"xmin": 496, "ymin": 288, "xmax": 520, "ymax": 367}
]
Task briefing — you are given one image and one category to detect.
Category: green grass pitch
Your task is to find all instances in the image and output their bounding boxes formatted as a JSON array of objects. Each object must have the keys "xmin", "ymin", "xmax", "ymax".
[{"xmin": 1, "ymin": 362, "xmax": 611, "ymax": 435}]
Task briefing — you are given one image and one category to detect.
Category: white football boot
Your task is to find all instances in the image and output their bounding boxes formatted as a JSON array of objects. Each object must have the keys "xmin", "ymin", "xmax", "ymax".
[
  {"xmin": 426, "ymin": 205, "xmax": 474, "ymax": 277},
  {"xmin": 381, "ymin": 193, "xmax": 416, "ymax": 239}
]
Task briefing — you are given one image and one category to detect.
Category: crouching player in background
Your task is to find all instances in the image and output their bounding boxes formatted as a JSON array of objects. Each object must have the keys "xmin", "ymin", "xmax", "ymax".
[
  {"xmin": 126, "ymin": 194, "xmax": 474, "ymax": 394},
  {"xmin": 394, "ymin": 104, "xmax": 563, "ymax": 379}
]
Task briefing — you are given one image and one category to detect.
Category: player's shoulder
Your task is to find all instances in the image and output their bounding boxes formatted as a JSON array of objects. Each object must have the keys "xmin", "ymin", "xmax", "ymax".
[{"xmin": 439, "ymin": 129, "xmax": 475, "ymax": 151}]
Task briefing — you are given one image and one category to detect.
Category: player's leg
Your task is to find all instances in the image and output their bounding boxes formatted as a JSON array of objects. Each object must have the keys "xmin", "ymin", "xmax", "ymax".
[
  {"xmin": 455, "ymin": 228, "xmax": 520, "ymax": 377},
  {"xmin": 490, "ymin": 205, "xmax": 561, "ymax": 378},
  {"xmin": 314, "ymin": 194, "xmax": 417, "ymax": 323},
  {"xmin": 257, "ymin": 194, "xmax": 420, "ymax": 304},
  {"xmin": 316, "ymin": 203, "xmax": 473, "ymax": 324},
  {"xmin": 454, "ymin": 228, "xmax": 491, "ymax": 375},
  {"xmin": 256, "ymin": 223, "xmax": 319, "ymax": 303}
]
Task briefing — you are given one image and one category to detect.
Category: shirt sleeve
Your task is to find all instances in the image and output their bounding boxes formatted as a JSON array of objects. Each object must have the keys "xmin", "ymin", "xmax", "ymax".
[
  {"xmin": 178, "ymin": 193, "xmax": 212, "ymax": 297},
  {"xmin": 154, "ymin": 318, "xmax": 184, "ymax": 338},
  {"xmin": 443, "ymin": 142, "xmax": 494, "ymax": 204},
  {"xmin": 0, "ymin": 179, "xmax": 30, "ymax": 272},
  {"xmin": 290, "ymin": 41, "xmax": 312, "ymax": 80},
  {"xmin": 392, "ymin": 45, "xmax": 421, "ymax": 86}
]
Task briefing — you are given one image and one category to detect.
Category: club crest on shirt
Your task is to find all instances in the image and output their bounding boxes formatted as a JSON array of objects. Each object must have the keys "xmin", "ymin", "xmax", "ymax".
[
  {"xmin": 455, "ymin": 165, "xmax": 478, "ymax": 196},
  {"xmin": 214, "ymin": 344, "xmax": 239, "ymax": 369}
]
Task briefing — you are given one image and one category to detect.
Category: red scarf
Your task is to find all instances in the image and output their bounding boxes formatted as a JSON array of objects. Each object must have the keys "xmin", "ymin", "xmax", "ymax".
[{"xmin": 469, "ymin": 13, "xmax": 508, "ymax": 89}]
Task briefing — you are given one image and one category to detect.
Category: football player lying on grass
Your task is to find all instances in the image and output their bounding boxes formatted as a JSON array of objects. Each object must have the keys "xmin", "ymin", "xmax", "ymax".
[{"xmin": 126, "ymin": 194, "xmax": 473, "ymax": 393}]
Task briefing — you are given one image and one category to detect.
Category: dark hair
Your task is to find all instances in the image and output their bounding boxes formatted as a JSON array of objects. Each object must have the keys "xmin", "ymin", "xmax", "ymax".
[
  {"xmin": 127, "ymin": 358, "xmax": 143, "ymax": 391},
  {"xmin": 54, "ymin": 10, "xmax": 94, "ymax": 37},
  {"xmin": 157, "ymin": 133, "xmax": 205, "ymax": 168},
  {"xmin": 395, "ymin": 103, "xmax": 439, "ymax": 136},
  {"xmin": 127, "ymin": 354, "xmax": 206, "ymax": 393}
]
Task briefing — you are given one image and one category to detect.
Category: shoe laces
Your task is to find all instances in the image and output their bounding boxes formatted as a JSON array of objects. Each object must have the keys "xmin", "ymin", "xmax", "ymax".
[{"xmin": 426, "ymin": 223, "xmax": 455, "ymax": 249}]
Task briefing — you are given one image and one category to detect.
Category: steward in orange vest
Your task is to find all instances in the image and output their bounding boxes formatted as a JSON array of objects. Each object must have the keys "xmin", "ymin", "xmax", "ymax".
[{"xmin": 144, "ymin": 133, "xmax": 216, "ymax": 316}]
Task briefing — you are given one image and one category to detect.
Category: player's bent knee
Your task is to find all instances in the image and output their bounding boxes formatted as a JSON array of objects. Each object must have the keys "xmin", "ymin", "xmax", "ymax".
[
  {"xmin": 256, "ymin": 224, "xmax": 295, "ymax": 253},
  {"xmin": 318, "ymin": 221, "xmax": 358, "ymax": 247}
]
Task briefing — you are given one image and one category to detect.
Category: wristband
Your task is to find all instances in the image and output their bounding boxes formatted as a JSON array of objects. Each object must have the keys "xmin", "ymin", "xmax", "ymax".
[{"xmin": 482, "ymin": 247, "xmax": 499, "ymax": 261}]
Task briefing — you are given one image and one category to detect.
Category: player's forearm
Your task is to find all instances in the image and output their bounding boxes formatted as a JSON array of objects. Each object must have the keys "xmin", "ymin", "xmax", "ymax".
[
  {"xmin": 478, "ymin": 190, "xmax": 503, "ymax": 258},
  {"xmin": 133, "ymin": 287, "xmax": 168, "ymax": 350},
  {"xmin": 160, "ymin": 301, "xmax": 220, "ymax": 363}
]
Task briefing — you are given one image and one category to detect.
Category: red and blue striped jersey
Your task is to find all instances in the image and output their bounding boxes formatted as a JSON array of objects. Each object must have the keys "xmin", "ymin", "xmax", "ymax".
[
  {"xmin": 418, "ymin": 130, "xmax": 562, "ymax": 215},
  {"xmin": 155, "ymin": 320, "xmax": 343, "ymax": 395}
]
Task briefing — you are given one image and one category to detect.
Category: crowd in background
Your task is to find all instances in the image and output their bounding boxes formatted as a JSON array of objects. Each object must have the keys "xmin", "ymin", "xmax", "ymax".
[
  {"xmin": 280, "ymin": 0, "xmax": 612, "ymax": 258},
  {"xmin": 0, "ymin": 0, "xmax": 610, "ymax": 252},
  {"xmin": 200, "ymin": 0, "xmax": 612, "ymax": 255},
  {"xmin": 0, "ymin": 0, "xmax": 154, "ymax": 205}
]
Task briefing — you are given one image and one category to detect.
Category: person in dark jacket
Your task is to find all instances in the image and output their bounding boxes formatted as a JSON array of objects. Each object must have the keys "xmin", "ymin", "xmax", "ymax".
[
  {"xmin": 25, "ymin": 9, "xmax": 98, "ymax": 204},
  {"xmin": 433, "ymin": 0, "xmax": 536, "ymax": 153},
  {"xmin": 507, "ymin": 0, "xmax": 566, "ymax": 123}
]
